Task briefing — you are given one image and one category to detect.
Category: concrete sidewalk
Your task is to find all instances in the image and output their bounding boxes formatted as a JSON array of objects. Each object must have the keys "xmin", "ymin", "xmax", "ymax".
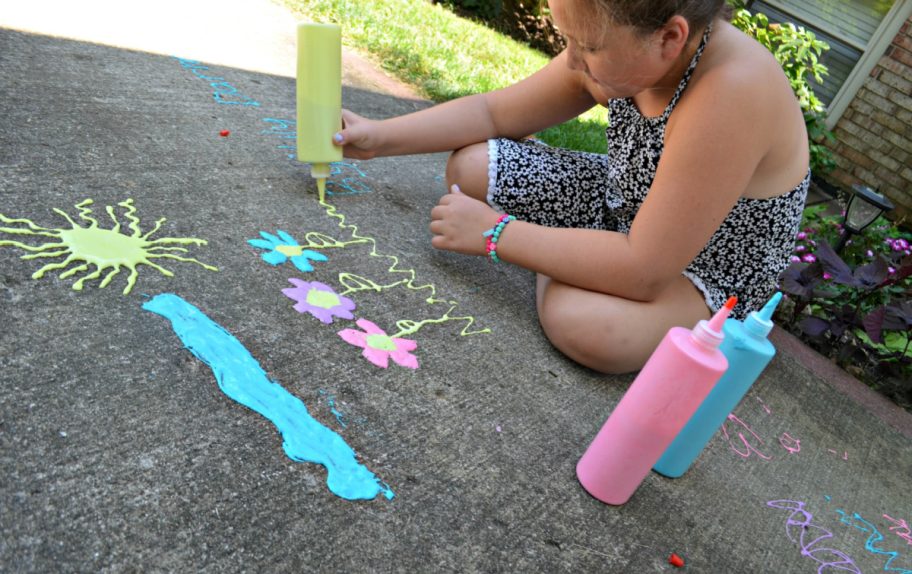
[{"xmin": 1, "ymin": 1, "xmax": 911, "ymax": 572}]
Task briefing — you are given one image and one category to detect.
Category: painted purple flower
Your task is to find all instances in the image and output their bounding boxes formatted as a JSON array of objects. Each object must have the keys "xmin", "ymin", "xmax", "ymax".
[
  {"xmin": 337, "ymin": 319, "xmax": 418, "ymax": 369},
  {"xmin": 796, "ymin": 231, "xmax": 807, "ymax": 240},
  {"xmin": 789, "ymin": 255, "xmax": 802, "ymax": 263},
  {"xmin": 795, "ymin": 245, "xmax": 806, "ymax": 252},
  {"xmin": 802, "ymin": 254, "xmax": 817, "ymax": 263},
  {"xmin": 282, "ymin": 279, "xmax": 355, "ymax": 324}
]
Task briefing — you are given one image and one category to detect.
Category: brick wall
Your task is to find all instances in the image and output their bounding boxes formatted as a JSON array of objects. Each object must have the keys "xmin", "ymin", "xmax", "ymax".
[{"xmin": 825, "ymin": 17, "xmax": 912, "ymax": 223}]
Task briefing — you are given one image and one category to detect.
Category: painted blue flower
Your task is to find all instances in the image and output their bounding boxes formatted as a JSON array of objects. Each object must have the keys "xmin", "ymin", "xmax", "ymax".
[{"xmin": 247, "ymin": 230, "xmax": 327, "ymax": 272}]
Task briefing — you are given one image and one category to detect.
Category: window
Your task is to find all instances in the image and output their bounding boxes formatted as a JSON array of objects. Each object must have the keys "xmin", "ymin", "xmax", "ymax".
[{"xmin": 746, "ymin": 0, "xmax": 912, "ymax": 125}]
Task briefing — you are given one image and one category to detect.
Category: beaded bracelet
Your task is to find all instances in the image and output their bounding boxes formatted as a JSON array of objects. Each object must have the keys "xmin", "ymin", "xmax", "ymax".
[{"xmin": 482, "ymin": 214, "xmax": 515, "ymax": 263}]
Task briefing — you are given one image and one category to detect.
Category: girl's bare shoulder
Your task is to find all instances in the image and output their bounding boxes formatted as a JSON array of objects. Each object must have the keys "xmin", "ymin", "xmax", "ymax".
[
  {"xmin": 679, "ymin": 20, "xmax": 799, "ymax": 128},
  {"xmin": 698, "ymin": 21, "xmax": 790, "ymax": 95}
]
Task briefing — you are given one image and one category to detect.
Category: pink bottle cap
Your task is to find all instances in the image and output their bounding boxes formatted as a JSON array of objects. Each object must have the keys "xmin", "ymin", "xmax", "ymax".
[{"xmin": 692, "ymin": 296, "xmax": 737, "ymax": 349}]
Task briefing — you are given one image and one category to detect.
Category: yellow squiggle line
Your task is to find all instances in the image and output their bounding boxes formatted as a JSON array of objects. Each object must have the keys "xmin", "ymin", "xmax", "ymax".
[
  {"xmin": 302, "ymin": 231, "xmax": 369, "ymax": 250},
  {"xmin": 142, "ymin": 217, "xmax": 167, "ymax": 241},
  {"xmin": 391, "ymin": 304, "xmax": 490, "ymax": 338},
  {"xmin": 337, "ymin": 277, "xmax": 407, "ymax": 296},
  {"xmin": 119, "ymin": 198, "xmax": 143, "ymax": 237},
  {"xmin": 319, "ymin": 198, "xmax": 440, "ymax": 303},
  {"xmin": 75, "ymin": 199, "xmax": 99, "ymax": 227},
  {"xmin": 105, "ymin": 205, "xmax": 122, "ymax": 233},
  {"xmin": 0, "ymin": 214, "xmax": 54, "ymax": 233},
  {"xmin": 0, "ymin": 239, "xmax": 63, "ymax": 252},
  {"xmin": 52, "ymin": 207, "xmax": 78, "ymax": 229},
  {"xmin": 318, "ymin": 198, "xmax": 489, "ymax": 337}
]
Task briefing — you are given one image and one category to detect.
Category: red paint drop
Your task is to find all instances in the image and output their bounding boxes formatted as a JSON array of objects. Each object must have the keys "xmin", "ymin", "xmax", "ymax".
[
  {"xmin": 219, "ymin": 130, "xmax": 230, "ymax": 137},
  {"xmin": 669, "ymin": 553, "xmax": 685, "ymax": 568}
]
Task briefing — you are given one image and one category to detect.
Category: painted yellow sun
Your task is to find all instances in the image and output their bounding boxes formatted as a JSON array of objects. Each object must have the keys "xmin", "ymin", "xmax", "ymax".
[{"xmin": 0, "ymin": 198, "xmax": 217, "ymax": 294}]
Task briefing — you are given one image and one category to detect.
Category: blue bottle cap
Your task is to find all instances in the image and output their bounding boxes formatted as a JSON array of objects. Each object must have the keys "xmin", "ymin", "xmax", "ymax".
[{"xmin": 743, "ymin": 292, "xmax": 782, "ymax": 338}]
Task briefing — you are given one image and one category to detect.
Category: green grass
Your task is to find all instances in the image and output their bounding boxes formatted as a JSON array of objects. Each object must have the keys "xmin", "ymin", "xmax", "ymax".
[{"xmin": 285, "ymin": 0, "xmax": 608, "ymax": 153}]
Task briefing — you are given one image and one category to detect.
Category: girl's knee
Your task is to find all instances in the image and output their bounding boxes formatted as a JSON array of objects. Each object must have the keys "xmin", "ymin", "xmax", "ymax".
[
  {"xmin": 538, "ymin": 291, "xmax": 642, "ymax": 375},
  {"xmin": 445, "ymin": 142, "xmax": 489, "ymax": 201}
]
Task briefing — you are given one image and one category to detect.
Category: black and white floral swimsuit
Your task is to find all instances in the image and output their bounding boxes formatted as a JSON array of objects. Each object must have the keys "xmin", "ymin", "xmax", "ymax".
[{"xmin": 485, "ymin": 24, "xmax": 809, "ymax": 319}]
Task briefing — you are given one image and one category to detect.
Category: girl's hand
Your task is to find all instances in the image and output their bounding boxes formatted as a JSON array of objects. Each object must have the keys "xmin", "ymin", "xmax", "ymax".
[
  {"xmin": 430, "ymin": 185, "xmax": 501, "ymax": 256},
  {"xmin": 333, "ymin": 109, "xmax": 383, "ymax": 159}
]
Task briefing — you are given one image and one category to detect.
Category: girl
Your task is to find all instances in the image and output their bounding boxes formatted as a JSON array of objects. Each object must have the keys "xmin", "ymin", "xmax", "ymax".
[{"xmin": 333, "ymin": 0, "xmax": 809, "ymax": 373}]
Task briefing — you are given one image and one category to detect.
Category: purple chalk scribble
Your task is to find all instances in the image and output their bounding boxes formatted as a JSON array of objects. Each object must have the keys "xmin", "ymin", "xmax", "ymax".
[{"xmin": 767, "ymin": 499, "xmax": 861, "ymax": 573}]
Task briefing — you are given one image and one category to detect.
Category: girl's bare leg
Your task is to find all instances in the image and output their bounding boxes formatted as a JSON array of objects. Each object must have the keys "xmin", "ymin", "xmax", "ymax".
[
  {"xmin": 445, "ymin": 142, "xmax": 490, "ymax": 200},
  {"xmin": 537, "ymin": 274, "xmax": 712, "ymax": 374}
]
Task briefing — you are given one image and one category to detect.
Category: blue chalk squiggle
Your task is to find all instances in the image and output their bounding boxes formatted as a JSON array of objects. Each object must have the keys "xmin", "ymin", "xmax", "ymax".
[{"xmin": 143, "ymin": 293, "xmax": 393, "ymax": 501}]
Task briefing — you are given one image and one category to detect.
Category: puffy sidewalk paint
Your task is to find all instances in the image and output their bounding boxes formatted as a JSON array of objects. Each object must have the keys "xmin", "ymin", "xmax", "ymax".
[{"xmin": 143, "ymin": 293, "xmax": 393, "ymax": 501}]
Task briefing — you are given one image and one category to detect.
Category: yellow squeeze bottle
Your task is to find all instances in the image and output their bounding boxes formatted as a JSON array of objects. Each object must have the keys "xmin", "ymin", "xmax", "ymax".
[{"xmin": 296, "ymin": 23, "xmax": 342, "ymax": 202}]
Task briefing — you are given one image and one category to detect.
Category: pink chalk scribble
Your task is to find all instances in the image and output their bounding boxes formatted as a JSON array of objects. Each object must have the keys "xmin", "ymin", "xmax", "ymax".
[
  {"xmin": 827, "ymin": 449, "xmax": 849, "ymax": 461},
  {"xmin": 779, "ymin": 432, "xmax": 801, "ymax": 454},
  {"xmin": 719, "ymin": 409, "xmax": 854, "ymax": 464},
  {"xmin": 721, "ymin": 413, "xmax": 772, "ymax": 460},
  {"xmin": 884, "ymin": 515, "xmax": 912, "ymax": 546}
]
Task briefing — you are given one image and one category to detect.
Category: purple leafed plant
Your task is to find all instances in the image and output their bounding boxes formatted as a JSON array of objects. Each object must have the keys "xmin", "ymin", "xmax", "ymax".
[{"xmin": 778, "ymin": 240, "xmax": 912, "ymax": 408}]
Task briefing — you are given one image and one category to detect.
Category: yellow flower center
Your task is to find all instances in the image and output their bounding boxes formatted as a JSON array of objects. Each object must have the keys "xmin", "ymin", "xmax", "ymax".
[
  {"xmin": 275, "ymin": 244, "xmax": 304, "ymax": 257},
  {"xmin": 365, "ymin": 334, "xmax": 397, "ymax": 351},
  {"xmin": 306, "ymin": 289, "xmax": 341, "ymax": 309}
]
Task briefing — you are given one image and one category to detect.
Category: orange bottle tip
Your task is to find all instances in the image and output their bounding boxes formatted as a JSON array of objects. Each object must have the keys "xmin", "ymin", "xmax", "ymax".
[{"xmin": 724, "ymin": 296, "xmax": 738, "ymax": 310}]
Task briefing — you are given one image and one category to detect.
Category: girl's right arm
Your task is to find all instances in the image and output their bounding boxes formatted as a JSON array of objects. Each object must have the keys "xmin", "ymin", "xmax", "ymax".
[{"xmin": 336, "ymin": 51, "xmax": 599, "ymax": 159}]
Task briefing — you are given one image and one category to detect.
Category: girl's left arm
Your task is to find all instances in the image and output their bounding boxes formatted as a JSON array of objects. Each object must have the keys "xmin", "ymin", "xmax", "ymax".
[{"xmin": 432, "ymin": 69, "xmax": 772, "ymax": 302}]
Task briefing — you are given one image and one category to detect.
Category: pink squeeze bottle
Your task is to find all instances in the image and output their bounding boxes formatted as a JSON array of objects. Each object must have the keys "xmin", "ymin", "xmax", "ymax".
[{"xmin": 576, "ymin": 296, "xmax": 737, "ymax": 505}]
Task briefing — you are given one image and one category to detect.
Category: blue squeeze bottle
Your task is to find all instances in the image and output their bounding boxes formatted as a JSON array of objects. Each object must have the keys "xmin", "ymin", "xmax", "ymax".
[{"xmin": 653, "ymin": 292, "xmax": 783, "ymax": 478}]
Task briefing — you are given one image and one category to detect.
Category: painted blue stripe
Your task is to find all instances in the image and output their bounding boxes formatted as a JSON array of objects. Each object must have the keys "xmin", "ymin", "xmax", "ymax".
[{"xmin": 143, "ymin": 293, "xmax": 393, "ymax": 501}]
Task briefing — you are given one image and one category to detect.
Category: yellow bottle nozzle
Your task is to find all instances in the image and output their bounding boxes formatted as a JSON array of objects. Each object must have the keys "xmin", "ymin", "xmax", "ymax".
[{"xmin": 311, "ymin": 163, "xmax": 330, "ymax": 202}]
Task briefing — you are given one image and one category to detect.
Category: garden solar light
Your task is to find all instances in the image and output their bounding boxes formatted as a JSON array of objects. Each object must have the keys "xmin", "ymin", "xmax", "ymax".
[{"xmin": 835, "ymin": 184, "xmax": 894, "ymax": 253}]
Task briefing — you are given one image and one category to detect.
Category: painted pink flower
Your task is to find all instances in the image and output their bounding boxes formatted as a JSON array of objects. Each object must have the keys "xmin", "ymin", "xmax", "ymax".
[
  {"xmin": 337, "ymin": 319, "xmax": 418, "ymax": 369},
  {"xmin": 282, "ymin": 279, "xmax": 355, "ymax": 324}
]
